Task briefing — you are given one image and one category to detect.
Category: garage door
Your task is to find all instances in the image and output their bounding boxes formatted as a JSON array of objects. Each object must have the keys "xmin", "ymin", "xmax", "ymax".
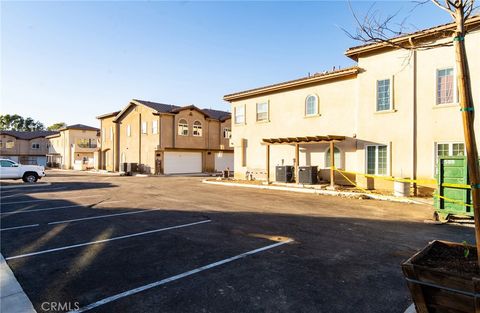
[
  {"xmin": 164, "ymin": 151, "xmax": 202, "ymax": 174},
  {"xmin": 215, "ymin": 152, "xmax": 234, "ymax": 172}
]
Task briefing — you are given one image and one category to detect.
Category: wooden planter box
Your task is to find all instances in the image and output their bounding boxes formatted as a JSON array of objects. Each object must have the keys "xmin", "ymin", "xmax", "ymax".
[{"xmin": 402, "ymin": 240, "xmax": 480, "ymax": 313}]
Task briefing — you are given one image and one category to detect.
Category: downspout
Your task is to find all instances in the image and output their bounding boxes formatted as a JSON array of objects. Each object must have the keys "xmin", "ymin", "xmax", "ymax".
[
  {"xmin": 412, "ymin": 48, "xmax": 418, "ymax": 195},
  {"xmin": 173, "ymin": 115, "xmax": 176, "ymax": 148},
  {"xmin": 139, "ymin": 113, "xmax": 142, "ymax": 165},
  {"xmin": 158, "ymin": 115, "xmax": 162, "ymax": 148}
]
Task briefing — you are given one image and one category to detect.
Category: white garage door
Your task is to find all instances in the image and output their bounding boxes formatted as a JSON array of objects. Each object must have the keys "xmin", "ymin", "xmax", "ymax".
[
  {"xmin": 215, "ymin": 152, "xmax": 234, "ymax": 172},
  {"xmin": 164, "ymin": 151, "xmax": 202, "ymax": 174}
]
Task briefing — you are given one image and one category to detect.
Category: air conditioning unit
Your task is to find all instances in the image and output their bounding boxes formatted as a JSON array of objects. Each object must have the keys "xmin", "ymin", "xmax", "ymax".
[
  {"xmin": 298, "ymin": 166, "xmax": 318, "ymax": 185},
  {"xmin": 275, "ymin": 166, "xmax": 294, "ymax": 183}
]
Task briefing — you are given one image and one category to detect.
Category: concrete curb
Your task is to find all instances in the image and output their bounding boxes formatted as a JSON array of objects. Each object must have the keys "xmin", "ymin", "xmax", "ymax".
[
  {"xmin": 202, "ymin": 180, "xmax": 423, "ymax": 205},
  {"xmin": 0, "ymin": 254, "xmax": 36, "ymax": 313},
  {"xmin": 0, "ymin": 182, "xmax": 51, "ymax": 190}
]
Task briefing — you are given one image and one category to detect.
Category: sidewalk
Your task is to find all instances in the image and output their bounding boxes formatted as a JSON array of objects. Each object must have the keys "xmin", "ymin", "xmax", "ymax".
[
  {"xmin": 202, "ymin": 179, "xmax": 431, "ymax": 206},
  {"xmin": 0, "ymin": 254, "xmax": 36, "ymax": 313}
]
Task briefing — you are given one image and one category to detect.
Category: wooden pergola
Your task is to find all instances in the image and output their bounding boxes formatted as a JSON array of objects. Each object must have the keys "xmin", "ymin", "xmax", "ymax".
[{"xmin": 262, "ymin": 135, "xmax": 346, "ymax": 186}]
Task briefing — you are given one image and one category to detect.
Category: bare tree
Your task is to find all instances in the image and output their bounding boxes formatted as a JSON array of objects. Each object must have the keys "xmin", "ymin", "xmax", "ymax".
[{"xmin": 347, "ymin": 0, "xmax": 480, "ymax": 264}]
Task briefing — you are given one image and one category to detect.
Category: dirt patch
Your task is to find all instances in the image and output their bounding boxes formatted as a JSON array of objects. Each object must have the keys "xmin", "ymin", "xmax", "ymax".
[{"xmin": 415, "ymin": 241, "xmax": 479, "ymax": 277}]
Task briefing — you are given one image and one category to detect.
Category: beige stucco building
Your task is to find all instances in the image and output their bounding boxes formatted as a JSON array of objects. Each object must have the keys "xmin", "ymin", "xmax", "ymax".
[
  {"xmin": 97, "ymin": 99, "xmax": 233, "ymax": 174},
  {"xmin": 0, "ymin": 130, "xmax": 59, "ymax": 166},
  {"xmin": 224, "ymin": 17, "xmax": 480, "ymax": 194},
  {"xmin": 46, "ymin": 124, "xmax": 99, "ymax": 170}
]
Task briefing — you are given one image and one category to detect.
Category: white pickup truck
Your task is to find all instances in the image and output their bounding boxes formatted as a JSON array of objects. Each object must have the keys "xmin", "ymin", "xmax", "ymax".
[{"xmin": 0, "ymin": 159, "xmax": 46, "ymax": 183}]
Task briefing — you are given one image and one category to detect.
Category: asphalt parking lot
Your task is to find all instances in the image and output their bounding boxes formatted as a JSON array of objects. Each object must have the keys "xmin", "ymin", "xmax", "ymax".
[{"xmin": 0, "ymin": 171, "xmax": 475, "ymax": 313}]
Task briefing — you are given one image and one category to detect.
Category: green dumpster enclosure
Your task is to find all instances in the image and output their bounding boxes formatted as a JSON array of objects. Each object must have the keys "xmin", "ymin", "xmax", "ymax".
[{"xmin": 434, "ymin": 156, "xmax": 479, "ymax": 220}]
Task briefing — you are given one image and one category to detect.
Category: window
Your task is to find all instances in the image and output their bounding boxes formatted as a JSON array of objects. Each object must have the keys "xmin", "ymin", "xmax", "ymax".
[
  {"xmin": 178, "ymin": 119, "xmax": 188, "ymax": 136},
  {"xmin": 152, "ymin": 120, "xmax": 158, "ymax": 134},
  {"xmin": 193, "ymin": 121, "xmax": 202, "ymax": 137},
  {"xmin": 376, "ymin": 79, "xmax": 391, "ymax": 111},
  {"xmin": 0, "ymin": 160, "xmax": 15, "ymax": 167},
  {"xmin": 126, "ymin": 124, "xmax": 131, "ymax": 137},
  {"xmin": 109, "ymin": 126, "xmax": 113, "ymax": 141},
  {"xmin": 6, "ymin": 140, "xmax": 14, "ymax": 149},
  {"xmin": 305, "ymin": 95, "xmax": 318, "ymax": 116},
  {"xmin": 0, "ymin": 140, "xmax": 3, "ymax": 148},
  {"xmin": 142, "ymin": 121, "xmax": 147, "ymax": 134},
  {"xmin": 434, "ymin": 142, "xmax": 464, "ymax": 175},
  {"xmin": 325, "ymin": 147, "xmax": 341, "ymax": 169},
  {"xmin": 102, "ymin": 128, "xmax": 106, "ymax": 142},
  {"xmin": 77, "ymin": 139, "xmax": 97, "ymax": 148},
  {"xmin": 223, "ymin": 127, "xmax": 232, "ymax": 139},
  {"xmin": 234, "ymin": 106, "xmax": 245, "ymax": 124},
  {"xmin": 366, "ymin": 145, "xmax": 388, "ymax": 175},
  {"xmin": 31, "ymin": 143, "xmax": 40, "ymax": 149},
  {"xmin": 256, "ymin": 102, "xmax": 268, "ymax": 121},
  {"xmin": 436, "ymin": 68, "xmax": 454, "ymax": 105}
]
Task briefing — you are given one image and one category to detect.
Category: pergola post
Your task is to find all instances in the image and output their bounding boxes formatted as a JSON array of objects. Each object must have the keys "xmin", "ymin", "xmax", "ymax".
[
  {"xmin": 330, "ymin": 141, "xmax": 335, "ymax": 187},
  {"xmin": 266, "ymin": 144, "xmax": 270, "ymax": 183},
  {"xmin": 295, "ymin": 143, "xmax": 299, "ymax": 183}
]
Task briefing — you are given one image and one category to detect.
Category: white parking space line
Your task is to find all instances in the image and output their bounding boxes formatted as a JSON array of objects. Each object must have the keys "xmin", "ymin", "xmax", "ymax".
[
  {"xmin": 70, "ymin": 239, "xmax": 294, "ymax": 313},
  {"xmin": 5, "ymin": 220, "xmax": 212, "ymax": 260},
  {"xmin": 0, "ymin": 194, "xmax": 104, "ymax": 205},
  {"xmin": 48, "ymin": 209, "xmax": 151, "ymax": 225},
  {"xmin": 0, "ymin": 187, "xmax": 67, "ymax": 199},
  {"xmin": 0, "ymin": 182, "xmax": 51, "ymax": 190},
  {"xmin": 0, "ymin": 224, "xmax": 40, "ymax": 232},
  {"xmin": 0, "ymin": 200, "xmax": 125, "ymax": 215}
]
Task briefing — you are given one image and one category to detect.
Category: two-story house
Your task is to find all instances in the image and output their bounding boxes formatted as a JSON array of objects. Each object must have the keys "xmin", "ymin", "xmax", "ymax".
[
  {"xmin": 224, "ymin": 16, "xmax": 480, "ymax": 194},
  {"xmin": 0, "ymin": 130, "xmax": 59, "ymax": 166},
  {"xmin": 97, "ymin": 99, "xmax": 233, "ymax": 174},
  {"xmin": 46, "ymin": 124, "xmax": 99, "ymax": 170}
]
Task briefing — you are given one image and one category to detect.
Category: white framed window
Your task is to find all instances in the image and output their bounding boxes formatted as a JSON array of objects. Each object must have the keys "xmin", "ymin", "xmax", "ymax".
[
  {"xmin": 193, "ymin": 121, "xmax": 202, "ymax": 137},
  {"xmin": 325, "ymin": 146, "xmax": 342, "ymax": 169},
  {"xmin": 141, "ymin": 121, "xmax": 147, "ymax": 134},
  {"xmin": 366, "ymin": 145, "xmax": 388, "ymax": 175},
  {"xmin": 376, "ymin": 78, "xmax": 392, "ymax": 111},
  {"xmin": 436, "ymin": 68, "xmax": 455, "ymax": 105},
  {"xmin": 305, "ymin": 95, "xmax": 319, "ymax": 116},
  {"xmin": 223, "ymin": 127, "xmax": 231, "ymax": 139},
  {"xmin": 152, "ymin": 120, "xmax": 158, "ymax": 134},
  {"xmin": 109, "ymin": 126, "xmax": 113, "ymax": 141},
  {"xmin": 234, "ymin": 105, "xmax": 245, "ymax": 124},
  {"xmin": 256, "ymin": 102, "xmax": 269, "ymax": 121},
  {"xmin": 434, "ymin": 142, "xmax": 465, "ymax": 173},
  {"xmin": 6, "ymin": 140, "xmax": 14, "ymax": 149},
  {"xmin": 178, "ymin": 119, "xmax": 188, "ymax": 136},
  {"xmin": 126, "ymin": 124, "xmax": 131, "ymax": 137},
  {"xmin": 31, "ymin": 143, "xmax": 40, "ymax": 149}
]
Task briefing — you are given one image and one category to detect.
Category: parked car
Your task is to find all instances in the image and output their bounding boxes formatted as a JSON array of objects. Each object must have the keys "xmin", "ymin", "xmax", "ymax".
[{"xmin": 0, "ymin": 159, "xmax": 46, "ymax": 183}]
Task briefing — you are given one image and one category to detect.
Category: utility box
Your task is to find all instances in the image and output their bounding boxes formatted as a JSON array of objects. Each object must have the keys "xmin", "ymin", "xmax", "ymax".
[
  {"xmin": 298, "ymin": 166, "xmax": 318, "ymax": 185},
  {"xmin": 276, "ymin": 166, "xmax": 294, "ymax": 183},
  {"xmin": 434, "ymin": 156, "xmax": 479, "ymax": 220},
  {"xmin": 121, "ymin": 162, "xmax": 138, "ymax": 175}
]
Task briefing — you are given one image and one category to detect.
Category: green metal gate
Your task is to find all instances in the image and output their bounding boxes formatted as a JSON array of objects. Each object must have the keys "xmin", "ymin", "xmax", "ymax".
[{"xmin": 434, "ymin": 156, "xmax": 477, "ymax": 220}]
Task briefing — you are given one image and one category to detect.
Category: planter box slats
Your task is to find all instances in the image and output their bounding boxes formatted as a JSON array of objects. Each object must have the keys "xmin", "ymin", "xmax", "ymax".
[{"xmin": 402, "ymin": 240, "xmax": 479, "ymax": 313}]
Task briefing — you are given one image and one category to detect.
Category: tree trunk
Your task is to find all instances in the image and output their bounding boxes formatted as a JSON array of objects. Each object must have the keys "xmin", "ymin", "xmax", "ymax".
[{"xmin": 453, "ymin": 7, "xmax": 480, "ymax": 265}]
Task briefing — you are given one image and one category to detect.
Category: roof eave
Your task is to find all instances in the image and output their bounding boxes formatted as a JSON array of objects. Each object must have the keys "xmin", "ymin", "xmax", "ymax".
[
  {"xmin": 344, "ymin": 15, "xmax": 480, "ymax": 60},
  {"xmin": 223, "ymin": 67, "xmax": 359, "ymax": 102}
]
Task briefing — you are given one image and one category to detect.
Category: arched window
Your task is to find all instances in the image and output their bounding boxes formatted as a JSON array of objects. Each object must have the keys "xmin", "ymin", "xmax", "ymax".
[
  {"xmin": 193, "ymin": 121, "xmax": 202, "ymax": 137},
  {"xmin": 178, "ymin": 119, "xmax": 188, "ymax": 136},
  {"xmin": 325, "ymin": 146, "xmax": 341, "ymax": 169},
  {"xmin": 305, "ymin": 95, "xmax": 319, "ymax": 116}
]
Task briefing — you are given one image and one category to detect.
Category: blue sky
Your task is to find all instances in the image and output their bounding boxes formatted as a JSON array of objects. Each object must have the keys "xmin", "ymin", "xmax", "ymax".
[{"xmin": 1, "ymin": 1, "xmax": 452, "ymax": 128}]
